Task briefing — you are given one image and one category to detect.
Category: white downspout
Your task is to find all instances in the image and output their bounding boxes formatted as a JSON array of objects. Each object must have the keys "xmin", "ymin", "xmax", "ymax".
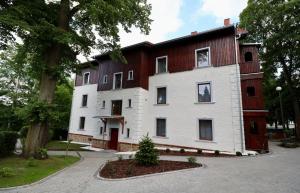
[{"xmin": 234, "ymin": 32, "xmax": 245, "ymax": 153}]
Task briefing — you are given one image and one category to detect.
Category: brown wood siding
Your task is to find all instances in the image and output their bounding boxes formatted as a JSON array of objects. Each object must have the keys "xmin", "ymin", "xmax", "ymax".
[
  {"xmin": 97, "ymin": 50, "xmax": 148, "ymax": 91},
  {"xmin": 239, "ymin": 45, "xmax": 260, "ymax": 74},
  {"xmin": 241, "ymin": 78, "xmax": 264, "ymax": 110},
  {"xmin": 75, "ymin": 66, "xmax": 99, "ymax": 86},
  {"xmin": 148, "ymin": 33, "xmax": 236, "ymax": 75},
  {"xmin": 243, "ymin": 114, "xmax": 268, "ymax": 151}
]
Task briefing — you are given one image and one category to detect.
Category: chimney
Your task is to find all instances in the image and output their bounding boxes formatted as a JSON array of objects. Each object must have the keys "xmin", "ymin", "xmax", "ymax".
[
  {"xmin": 224, "ymin": 18, "xmax": 231, "ymax": 26},
  {"xmin": 191, "ymin": 31, "xmax": 198, "ymax": 35}
]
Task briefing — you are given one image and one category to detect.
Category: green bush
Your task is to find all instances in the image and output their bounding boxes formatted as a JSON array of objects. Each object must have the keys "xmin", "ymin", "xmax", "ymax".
[
  {"xmin": 180, "ymin": 148, "xmax": 185, "ymax": 153},
  {"xmin": 236, "ymin": 151, "xmax": 242, "ymax": 156},
  {"xmin": 187, "ymin": 156, "xmax": 197, "ymax": 164},
  {"xmin": 0, "ymin": 131, "xmax": 18, "ymax": 157},
  {"xmin": 26, "ymin": 157, "xmax": 38, "ymax": 167},
  {"xmin": 214, "ymin": 150, "xmax": 220, "ymax": 156},
  {"xmin": 0, "ymin": 167, "xmax": 15, "ymax": 177},
  {"xmin": 165, "ymin": 148, "xmax": 171, "ymax": 153},
  {"xmin": 34, "ymin": 148, "xmax": 48, "ymax": 160},
  {"xmin": 135, "ymin": 135, "xmax": 159, "ymax": 166},
  {"xmin": 118, "ymin": 155, "xmax": 123, "ymax": 161}
]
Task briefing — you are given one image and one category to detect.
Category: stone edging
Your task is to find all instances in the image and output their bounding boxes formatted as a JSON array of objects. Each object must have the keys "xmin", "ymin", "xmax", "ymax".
[
  {"xmin": 94, "ymin": 162, "xmax": 206, "ymax": 181},
  {"xmin": 0, "ymin": 152, "xmax": 84, "ymax": 191}
]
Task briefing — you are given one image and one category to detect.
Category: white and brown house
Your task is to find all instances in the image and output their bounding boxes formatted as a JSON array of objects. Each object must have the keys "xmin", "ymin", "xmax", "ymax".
[{"xmin": 68, "ymin": 21, "xmax": 268, "ymax": 154}]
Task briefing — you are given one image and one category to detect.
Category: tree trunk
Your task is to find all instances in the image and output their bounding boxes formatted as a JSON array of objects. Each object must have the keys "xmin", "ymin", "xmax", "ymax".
[
  {"xmin": 281, "ymin": 59, "xmax": 300, "ymax": 139},
  {"xmin": 23, "ymin": 0, "xmax": 70, "ymax": 158}
]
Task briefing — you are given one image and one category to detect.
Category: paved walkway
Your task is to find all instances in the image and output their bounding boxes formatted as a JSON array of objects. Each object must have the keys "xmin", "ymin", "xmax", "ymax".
[{"xmin": 2, "ymin": 142, "xmax": 300, "ymax": 193}]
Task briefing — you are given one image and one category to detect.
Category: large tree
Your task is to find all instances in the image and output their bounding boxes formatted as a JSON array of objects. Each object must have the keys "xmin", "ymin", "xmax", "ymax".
[
  {"xmin": 240, "ymin": 0, "xmax": 300, "ymax": 138},
  {"xmin": 0, "ymin": 0, "xmax": 151, "ymax": 157}
]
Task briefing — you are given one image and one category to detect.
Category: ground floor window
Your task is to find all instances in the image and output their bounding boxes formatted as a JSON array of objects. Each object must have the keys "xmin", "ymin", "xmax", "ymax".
[
  {"xmin": 127, "ymin": 128, "xmax": 130, "ymax": 138},
  {"xmin": 79, "ymin": 117, "xmax": 85, "ymax": 130},
  {"xmin": 199, "ymin": 119, "xmax": 212, "ymax": 140},
  {"xmin": 250, "ymin": 121, "xmax": 259, "ymax": 134},
  {"xmin": 156, "ymin": 118, "xmax": 166, "ymax": 137}
]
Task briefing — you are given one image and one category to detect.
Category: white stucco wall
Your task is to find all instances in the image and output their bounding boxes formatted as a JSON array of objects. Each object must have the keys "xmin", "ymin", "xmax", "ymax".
[
  {"xmin": 68, "ymin": 64, "xmax": 245, "ymax": 153},
  {"xmin": 68, "ymin": 84, "xmax": 100, "ymax": 137},
  {"xmin": 145, "ymin": 64, "xmax": 244, "ymax": 153}
]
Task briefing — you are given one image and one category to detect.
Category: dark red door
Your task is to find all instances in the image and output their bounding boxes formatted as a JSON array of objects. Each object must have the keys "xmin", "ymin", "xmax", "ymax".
[{"xmin": 109, "ymin": 128, "xmax": 119, "ymax": 150}]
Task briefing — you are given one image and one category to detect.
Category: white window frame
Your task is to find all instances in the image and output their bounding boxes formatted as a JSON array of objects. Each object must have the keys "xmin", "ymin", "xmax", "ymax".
[
  {"xmin": 128, "ymin": 70, "xmax": 134, "ymax": 80},
  {"xmin": 195, "ymin": 47, "xmax": 211, "ymax": 68},
  {"xmin": 197, "ymin": 118, "xmax": 214, "ymax": 141},
  {"xmin": 103, "ymin": 75, "xmax": 108, "ymax": 84},
  {"xmin": 196, "ymin": 81, "xmax": 213, "ymax": 103},
  {"xmin": 113, "ymin": 72, "xmax": 123, "ymax": 89},
  {"xmin": 155, "ymin": 117, "xmax": 167, "ymax": 138},
  {"xmin": 155, "ymin": 56, "xmax": 168, "ymax": 74},
  {"xmin": 156, "ymin": 86, "xmax": 167, "ymax": 105},
  {"xmin": 83, "ymin": 72, "xmax": 90, "ymax": 85}
]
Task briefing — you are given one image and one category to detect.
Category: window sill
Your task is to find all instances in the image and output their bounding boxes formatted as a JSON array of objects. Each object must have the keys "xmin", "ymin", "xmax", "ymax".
[
  {"xmin": 195, "ymin": 139, "xmax": 216, "ymax": 143},
  {"xmin": 78, "ymin": 129, "xmax": 85, "ymax": 131},
  {"xmin": 80, "ymin": 106, "xmax": 88, "ymax": 108},
  {"xmin": 194, "ymin": 102, "xmax": 215, "ymax": 104},
  {"xmin": 153, "ymin": 136, "xmax": 168, "ymax": 139},
  {"xmin": 155, "ymin": 72, "xmax": 169, "ymax": 75},
  {"xmin": 127, "ymin": 79, "xmax": 134, "ymax": 81},
  {"xmin": 154, "ymin": 103, "xmax": 169, "ymax": 106},
  {"xmin": 101, "ymin": 107, "xmax": 105, "ymax": 109},
  {"xmin": 125, "ymin": 107, "xmax": 133, "ymax": 109}
]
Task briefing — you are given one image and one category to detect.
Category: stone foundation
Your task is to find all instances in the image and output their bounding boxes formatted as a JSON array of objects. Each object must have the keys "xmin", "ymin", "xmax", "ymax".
[
  {"xmin": 68, "ymin": 133, "xmax": 93, "ymax": 144},
  {"xmin": 91, "ymin": 138, "xmax": 109, "ymax": 149},
  {"xmin": 118, "ymin": 142, "xmax": 139, "ymax": 152}
]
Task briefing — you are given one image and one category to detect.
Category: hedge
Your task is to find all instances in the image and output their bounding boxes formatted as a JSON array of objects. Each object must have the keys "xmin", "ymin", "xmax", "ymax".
[{"xmin": 0, "ymin": 131, "xmax": 18, "ymax": 158}]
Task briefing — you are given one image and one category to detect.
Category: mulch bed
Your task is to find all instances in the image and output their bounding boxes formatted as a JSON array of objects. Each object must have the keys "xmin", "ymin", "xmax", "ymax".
[
  {"xmin": 100, "ymin": 159, "xmax": 201, "ymax": 179},
  {"xmin": 158, "ymin": 150, "xmax": 235, "ymax": 157}
]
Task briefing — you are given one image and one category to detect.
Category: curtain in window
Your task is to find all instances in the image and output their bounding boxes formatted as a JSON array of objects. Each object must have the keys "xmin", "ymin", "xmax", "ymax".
[
  {"xmin": 157, "ymin": 58, "xmax": 167, "ymax": 73},
  {"xmin": 197, "ymin": 50, "xmax": 209, "ymax": 67},
  {"xmin": 199, "ymin": 120, "xmax": 212, "ymax": 140},
  {"xmin": 157, "ymin": 87, "xmax": 166, "ymax": 104},
  {"xmin": 156, "ymin": 119, "xmax": 166, "ymax": 137}
]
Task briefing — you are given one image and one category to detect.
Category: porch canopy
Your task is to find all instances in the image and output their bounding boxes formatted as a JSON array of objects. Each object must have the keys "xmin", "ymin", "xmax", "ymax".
[{"xmin": 93, "ymin": 115, "xmax": 125, "ymax": 129}]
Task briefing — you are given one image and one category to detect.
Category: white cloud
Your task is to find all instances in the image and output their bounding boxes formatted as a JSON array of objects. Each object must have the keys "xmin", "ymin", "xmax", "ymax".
[
  {"xmin": 198, "ymin": 0, "xmax": 247, "ymax": 24},
  {"xmin": 119, "ymin": 0, "xmax": 183, "ymax": 47}
]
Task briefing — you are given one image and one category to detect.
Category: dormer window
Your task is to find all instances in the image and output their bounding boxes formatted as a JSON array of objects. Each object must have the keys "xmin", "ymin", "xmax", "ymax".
[
  {"xmin": 245, "ymin": 52, "xmax": 253, "ymax": 62},
  {"xmin": 83, "ymin": 72, "xmax": 90, "ymax": 85},
  {"xmin": 156, "ymin": 56, "xmax": 168, "ymax": 74},
  {"xmin": 195, "ymin": 47, "xmax": 210, "ymax": 68},
  {"xmin": 128, "ymin": 70, "xmax": 134, "ymax": 80}
]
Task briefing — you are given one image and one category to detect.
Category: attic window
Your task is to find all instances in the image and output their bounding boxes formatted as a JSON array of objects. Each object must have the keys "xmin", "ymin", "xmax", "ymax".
[{"xmin": 245, "ymin": 52, "xmax": 253, "ymax": 62}]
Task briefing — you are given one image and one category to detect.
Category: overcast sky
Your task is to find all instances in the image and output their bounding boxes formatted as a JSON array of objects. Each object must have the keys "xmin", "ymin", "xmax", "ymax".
[{"xmin": 79, "ymin": 0, "xmax": 248, "ymax": 61}]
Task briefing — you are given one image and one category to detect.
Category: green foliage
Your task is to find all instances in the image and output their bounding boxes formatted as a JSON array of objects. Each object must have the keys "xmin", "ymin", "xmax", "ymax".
[
  {"xmin": 180, "ymin": 148, "xmax": 185, "ymax": 153},
  {"xmin": 239, "ymin": 0, "xmax": 300, "ymax": 133},
  {"xmin": 214, "ymin": 150, "xmax": 220, "ymax": 156},
  {"xmin": 165, "ymin": 148, "xmax": 171, "ymax": 153},
  {"xmin": 0, "ymin": 131, "xmax": 18, "ymax": 157},
  {"xmin": 0, "ymin": 167, "xmax": 15, "ymax": 178},
  {"xmin": 34, "ymin": 148, "xmax": 48, "ymax": 160},
  {"xmin": 135, "ymin": 135, "xmax": 159, "ymax": 166},
  {"xmin": 26, "ymin": 157, "xmax": 38, "ymax": 167},
  {"xmin": 187, "ymin": 157, "xmax": 197, "ymax": 164},
  {"xmin": 118, "ymin": 155, "xmax": 123, "ymax": 161},
  {"xmin": 236, "ymin": 152, "xmax": 242, "ymax": 156}
]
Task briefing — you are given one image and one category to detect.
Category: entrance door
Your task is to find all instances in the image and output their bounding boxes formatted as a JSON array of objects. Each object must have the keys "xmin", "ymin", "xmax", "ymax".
[{"xmin": 109, "ymin": 128, "xmax": 119, "ymax": 150}]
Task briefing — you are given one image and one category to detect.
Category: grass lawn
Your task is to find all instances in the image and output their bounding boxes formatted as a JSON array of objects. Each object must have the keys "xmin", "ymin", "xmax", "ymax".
[
  {"xmin": 46, "ymin": 140, "xmax": 88, "ymax": 151},
  {"xmin": 0, "ymin": 155, "xmax": 80, "ymax": 188}
]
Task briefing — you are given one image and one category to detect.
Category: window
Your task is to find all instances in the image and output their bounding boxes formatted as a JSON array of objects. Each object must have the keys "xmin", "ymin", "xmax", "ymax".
[
  {"xmin": 157, "ymin": 87, "xmax": 167, "ymax": 104},
  {"xmin": 199, "ymin": 120, "xmax": 212, "ymax": 140},
  {"xmin": 103, "ymin": 75, "xmax": 108, "ymax": 84},
  {"xmin": 128, "ymin": 99, "xmax": 132, "ymax": 108},
  {"xmin": 111, "ymin": 100, "xmax": 122, "ymax": 115},
  {"xmin": 198, "ymin": 83, "xmax": 211, "ymax": 102},
  {"xmin": 196, "ymin": 48, "xmax": 210, "ymax": 68},
  {"xmin": 113, "ymin": 73, "xmax": 122, "ymax": 89},
  {"xmin": 102, "ymin": 100, "xmax": 105, "ymax": 108},
  {"xmin": 100, "ymin": 127, "xmax": 103, "ymax": 135},
  {"xmin": 156, "ymin": 56, "xmax": 167, "ymax": 73},
  {"xmin": 127, "ymin": 128, "xmax": 130, "ymax": 138},
  {"xmin": 128, "ymin": 70, "xmax": 134, "ymax": 80},
  {"xmin": 83, "ymin": 72, "xmax": 90, "ymax": 85},
  {"xmin": 247, "ymin": 86, "xmax": 256, "ymax": 97},
  {"xmin": 250, "ymin": 121, "xmax": 258, "ymax": 134},
  {"xmin": 82, "ymin": 95, "xmax": 88, "ymax": 107},
  {"xmin": 245, "ymin": 52, "xmax": 253, "ymax": 62},
  {"xmin": 79, "ymin": 117, "xmax": 85, "ymax": 130},
  {"xmin": 156, "ymin": 118, "xmax": 166, "ymax": 137}
]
